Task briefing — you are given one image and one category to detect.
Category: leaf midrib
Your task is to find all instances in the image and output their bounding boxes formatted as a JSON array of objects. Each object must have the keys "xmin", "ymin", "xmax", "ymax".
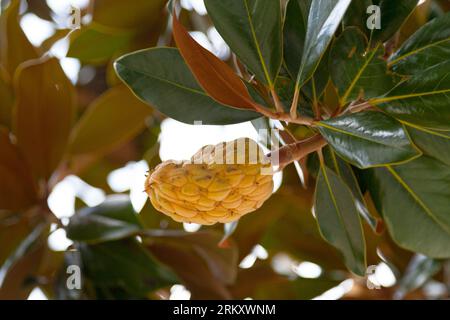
[
  {"xmin": 243, "ymin": 0, "xmax": 273, "ymax": 88},
  {"xmin": 318, "ymin": 122, "xmax": 411, "ymax": 149},
  {"xmin": 117, "ymin": 62, "xmax": 207, "ymax": 97},
  {"xmin": 320, "ymin": 166, "xmax": 361, "ymax": 266},
  {"xmin": 404, "ymin": 122, "xmax": 450, "ymax": 140},
  {"xmin": 389, "ymin": 37, "xmax": 450, "ymax": 66},
  {"xmin": 370, "ymin": 88, "xmax": 450, "ymax": 104},
  {"xmin": 386, "ymin": 166, "xmax": 450, "ymax": 235},
  {"xmin": 340, "ymin": 45, "xmax": 381, "ymax": 105}
]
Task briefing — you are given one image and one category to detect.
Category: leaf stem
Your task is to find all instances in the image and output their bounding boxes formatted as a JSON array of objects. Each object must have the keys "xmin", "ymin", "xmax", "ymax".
[
  {"xmin": 311, "ymin": 77, "xmax": 321, "ymax": 120},
  {"xmin": 270, "ymin": 87, "xmax": 284, "ymax": 112},
  {"xmin": 251, "ymin": 102, "xmax": 314, "ymax": 126},
  {"xmin": 290, "ymin": 85, "xmax": 300, "ymax": 119},
  {"xmin": 346, "ymin": 101, "xmax": 375, "ymax": 113}
]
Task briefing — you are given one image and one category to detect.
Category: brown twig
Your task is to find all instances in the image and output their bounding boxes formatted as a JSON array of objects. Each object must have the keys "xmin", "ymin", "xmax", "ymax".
[{"xmin": 268, "ymin": 134, "xmax": 328, "ymax": 168}]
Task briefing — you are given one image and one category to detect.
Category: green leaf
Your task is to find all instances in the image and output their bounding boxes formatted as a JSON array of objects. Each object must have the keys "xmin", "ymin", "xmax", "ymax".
[
  {"xmin": 372, "ymin": 0, "xmax": 419, "ymax": 43},
  {"xmin": 67, "ymin": 196, "xmax": 142, "ymax": 243},
  {"xmin": 314, "ymin": 165, "xmax": 366, "ymax": 276},
  {"xmin": 295, "ymin": 0, "xmax": 352, "ymax": 87},
  {"xmin": 389, "ymin": 12, "xmax": 450, "ymax": 75},
  {"xmin": 406, "ymin": 125, "xmax": 450, "ymax": 166},
  {"xmin": 274, "ymin": 76, "xmax": 315, "ymax": 117},
  {"xmin": 317, "ymin": 111, "xmax": 421, "ymax": 168},
  {"xmin": 302, "ymin": 47, "xmax": 330, "ymax": 102},
  {"xmin": 283, "ymin": 0, "xmax": 329, "ymax": 101},
  {"xmin": 78, "ymin": 238, "xmax": 177, "ymax": 298},
  {"xmin": 366, "ymin": 156, "xmax": 450, "ymax": 258},
  {"xmin": 330, "ymin": 27, "xmax": 395, "ymax": 105},
  {"xmin": 371, "ymin": 61, "xmax": 450, "ymax": 130},
  {"xmin": 67, "ymin": 24, "xmax": 133, "ymax": 65},
  {"xmin": 325, "ymin": 148, "xmax": 379, "ymax": 232},
  {"xmin": 394, "ymin": 254, "xmax": 441, "ymax": 300},
  {"xmin": 69, "ymin": 85, "xmax": 152, "ymax": 156},
  {"xmin": 204, "ymin": 0, "xmax": 282, "ymax": 88},
  {"xmin": 343, "ymin": 0, "xmax": 372, "ymax": 32},
  {"xmin": 283, "ymin": 0, "xmax": 311, "ymax": 78},
  {"xmin": 13, "ymin": 57, "xmax": 75, "ymax": 181},
  {"xmin": 114, "ymin": 48, "xmax": 259, "ymax": 125}
]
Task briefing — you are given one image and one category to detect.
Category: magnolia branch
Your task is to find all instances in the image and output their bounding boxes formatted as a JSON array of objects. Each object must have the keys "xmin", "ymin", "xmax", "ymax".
[
  {"xmin": 268, "ymin": 134, "xmax": 328, "ymax": 168},
  {"xmin": 251, "ymin": 102, "xmax": 314, "ymax": 126}
]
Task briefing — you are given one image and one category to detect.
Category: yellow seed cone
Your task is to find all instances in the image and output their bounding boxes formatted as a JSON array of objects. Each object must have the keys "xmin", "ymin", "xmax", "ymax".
[{"xmin": 145, "ymin": 138, "xmax": 273, "ymax": 225}]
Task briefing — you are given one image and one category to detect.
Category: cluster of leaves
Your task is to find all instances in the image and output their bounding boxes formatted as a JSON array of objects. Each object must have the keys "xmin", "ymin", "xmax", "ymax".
[
  {"xmin": 116, "ymin": 0, "xmax": 450, "ymax": 290},
  {"xmin": 0, "ymin": 0, "xmax": 449, "ymax": 300}
]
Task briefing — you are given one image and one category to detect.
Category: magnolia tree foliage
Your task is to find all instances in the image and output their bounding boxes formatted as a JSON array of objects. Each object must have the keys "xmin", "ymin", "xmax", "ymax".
[{"xmin": 0, "ymin": 0, "xmax": 449, "ymax": 300}]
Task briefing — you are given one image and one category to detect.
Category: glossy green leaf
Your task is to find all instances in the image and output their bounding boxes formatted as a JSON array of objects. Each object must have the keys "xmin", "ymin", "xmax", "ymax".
[
  {"xmin": 274, "ymin": 76, "xmax": 315, "ymax": 116},
  {"xmin": 13, "ymin": 57, "xmax": 75, "ymax": 181},
  {"xmin": 325, "ymin": 148, "xmax": 379, "ymax": 232},
  {"xmin": 283, "ymin": 0, "xmax": 329, "ymax": 101},
  {"xmin": 69, "ymin": 85, "xmax": 152, "ymax": 156},
  {"xmin": 302, "ymin": 47, "xmax": 330, "ymax": 102},
  {"xmin": 343, "ymin": 0, "xmax": 372, "ymax": 32},
  {"xmin": 78, "ymin": 238, "xmax": 177, "ymax": 298},
  {"xmin": 372, "ymin": 0, "xmax": 419, "ymax": 43},
  {"xmin": 389, "ymin": 12, "xmax": 450, "ymax": 75},
  {"xmin": 283, "ymin": 0, "xmax": 311, "ymax": 78},
  {"xmin": 67, "ymin": 196, "xmax": 142, "ymax": 243},
  {"xmin": 330, "ymin": 27, "xmax": 394, "ymax": 105},
  {"xmin": 295, "ymin": 0, "xmax": 351, "ymax": 87},
  {"xmin": 407, "ymin": 125, "xmax": 450, "ymax": 166},
  {"xmin": 366, "ymin": 156, "xmax": 450, "ymax": 258},
  {"xmin": 114, "ymin": 48, "xmax": 259, "ymax": 125},
  {"xmin": 255, "ymin": 182, "xmax": 344, "ymax": 270},
  {"xmin": 317, "ymin": 111, "xmax": 421, "ymax": 168},
  {"xmin": 314, "ymin": 165, "xmax": 366, "ymax": 276},
  {"xmin": 372, "ymin": 61, "xmax": 450, "ymax": 130},
  {"xmin": 204, "ymin": 0, "xmax": 282, "ymax": 88},
  {"xmin": 67, "ymin": 24, "xmax": 133, "ymax": 65}
]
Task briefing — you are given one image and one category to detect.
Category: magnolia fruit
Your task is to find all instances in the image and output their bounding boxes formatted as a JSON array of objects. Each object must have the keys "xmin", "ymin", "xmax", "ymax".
[{"xmin": 145, "ymin": 138, "xmax": 274, "ymax": 225}]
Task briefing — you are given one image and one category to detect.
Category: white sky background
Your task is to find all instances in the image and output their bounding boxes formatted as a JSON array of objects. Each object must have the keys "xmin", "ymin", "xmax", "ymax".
[{"xmin": 17, "ymin": 0, "xmax": 403, "ymax": 300}]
